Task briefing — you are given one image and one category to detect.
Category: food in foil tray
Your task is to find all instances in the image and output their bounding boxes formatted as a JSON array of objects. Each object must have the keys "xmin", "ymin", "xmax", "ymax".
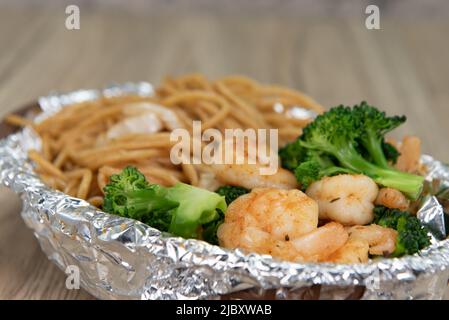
[
  {"xmin": 4, "ymin": 74, "xmax": 441, "ymax": 267},
  {"xmin": 2, "ymin": 77, "xmax": 449, "ymax": 301}
]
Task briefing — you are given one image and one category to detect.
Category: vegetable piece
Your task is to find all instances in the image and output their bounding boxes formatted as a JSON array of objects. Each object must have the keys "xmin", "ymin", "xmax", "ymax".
[
  {"xmin": 202, "ymin": 209, "xmax": 225, "ymax": 245},
  {"xmin": 103, "ymin": 166, "xmax": 227, "ymax": 240},
  {"xmin": 279, "ymin": 141, "xmax": 307, "ymax": 171},
  {"xmin": 373, "ymin": 205, "xmax": 431, "ymax": 257},
  {"xmin": 201, "ymin": 186, "xmax": 250, "ymax": 244},
  {"xmin": 382, "ymin": 140, "xmax": 400, "ymax": 164},
  {"xmin": 353, "ymin": 102, "xmax": 405, "ymax": 168},
  {"xmin": 103, "ymin": 166, "xmax": 178, "ymax": 230},
  {"xmin": 282, "ymin": 104, "xmax": 424, "ymax": 199},
  {"xmin": 166, "ymin": 183, "xmax": 227, "ymax": 239},
  {"xmin": 215, "ymin": 185, "xmax": 250, "ymax": 205},
  {"xmin": 293, "ymin": 151, "xmax": 354, "ymax": 190}
]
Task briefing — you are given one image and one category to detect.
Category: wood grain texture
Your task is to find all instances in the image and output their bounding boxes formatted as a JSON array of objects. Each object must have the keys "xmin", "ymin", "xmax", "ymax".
[{"xmin": 0, "ymin": 5, "xmax": 448, "ymax": 299}]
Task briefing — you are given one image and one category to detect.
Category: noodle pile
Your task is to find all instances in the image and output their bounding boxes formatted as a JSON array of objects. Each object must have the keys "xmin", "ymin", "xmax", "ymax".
[{"xmin": 5, "ymin": 74, "xmax": 323, "ymax": 207}]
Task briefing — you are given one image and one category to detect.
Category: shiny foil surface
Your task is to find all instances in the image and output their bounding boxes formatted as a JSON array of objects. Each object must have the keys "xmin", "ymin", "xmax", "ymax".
[{"xmin": 0, "ymin": 83, "xmax": 448, "ymax": 300}]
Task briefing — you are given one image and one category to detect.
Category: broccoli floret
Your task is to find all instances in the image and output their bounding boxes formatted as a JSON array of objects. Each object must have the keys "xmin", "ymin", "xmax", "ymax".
[
  {"xmin": 215, "ymin": 185, "xmax": 250, "ymax": 204},
  {"xmin": 353, "ymin": 102, "xmax": 405, "ymax": 168},
  {"xmin": 103, "ymin": 167, "xmax": 227, "ymax": 239},
  {"xmin": 281, "ymin": 141, "xmax": 352, "ymax": 189},
  {"xmin": 103, "ymin": 167, "xmax": 178, "ymax": 230},
  {"xmin": 294, "ymin": 161, "xmax": 353, "ymax": 190},
  {"xmin": 200, "ymin": 186, "xmax": 250, "ymax": 244},
  {"xmin": 166, "ymin": 183, "xmax": 227, "ymax": 238},
  {"xmin": 293, "ymin": 150, "xmax": 354, "ymax": 189},
  {"xmin": 373, "ymin": 205, "xmax": 431, "ymax": 257},
  {"xmin": 202, "ymin": 209, "xmax": 225, "ymax": 245},
  {"xmin": 294, "ymin": 161, "xmax": 320, "ymax": 189},
  {"xmin": 279, "ymin": 141, "xmax": 307, "ymax": 171},
  {"xmin": 382, "ymin": 140, "xmax": 400, "ymax": 164},
  {"xmin": 296, "ymin": 105, "xmax": 424, "ymax": 199}
]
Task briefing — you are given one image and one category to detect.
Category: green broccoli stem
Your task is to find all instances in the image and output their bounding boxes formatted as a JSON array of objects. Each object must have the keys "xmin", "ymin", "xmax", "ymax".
[
  {"xmin": 363, "ymin": 134, "xmax": 390, "ymax": 168},
  {"xmin": 333, "ymin": 145, "xmax": 424, "ymax": 200},
  {"xmin": 125, "ymin": 189, "xmax": 178, "ymax": 219}
]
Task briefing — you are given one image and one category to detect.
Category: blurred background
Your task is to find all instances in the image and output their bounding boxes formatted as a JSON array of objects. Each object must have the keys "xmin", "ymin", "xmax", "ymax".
[
  {"xmin": 0, "ymin": 0, "xmax": 448, "ymax": 300},
  {"xmin": 0, "ymin": 0, "xmax": 448, "ymax": 159}
]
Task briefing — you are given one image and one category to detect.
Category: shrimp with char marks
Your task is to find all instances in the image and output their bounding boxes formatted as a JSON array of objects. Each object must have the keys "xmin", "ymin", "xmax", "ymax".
[
  {"xmin": 327, "ymin": 224, "xmax": 397, "ymax": 264},
  {"xmin": 375, "ymin": 187, "xmax": 409, "ymax": 211},
  {"xmin": 306, "ymin": 174, "xmax": 379, "ymax": 225},
  {"xmin": 217, "ymin": 188, "xmax": 348, "ymax": 262},
  {"xmin": 327, "ymin": 238, "xmax": 370, "ymax": 264},
  {"xmin": 209, "ymin": 136, "xmax": 298, "ymax": 190},
  {"xmin": 347, "ymin": 224, "xmax": 397, "ymax": 256},
  {"xmin": 212, "ymin": 163, "xmax": 298, "ymax": 190}
]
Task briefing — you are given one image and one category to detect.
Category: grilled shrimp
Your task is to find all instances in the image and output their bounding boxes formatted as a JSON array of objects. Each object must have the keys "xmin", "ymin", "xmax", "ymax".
[
  {"xmin": 212, "ymin": 163, "xmax": 298, "ymax": 190},
  {"xmin": 347, "ymin": 224, "xmax": 397, "ymax": 256},
  {"xmin": 396, "ymin": 135, "xmax": 421, "ymax": 173},
  {"xmin": 291, "ymin": 222, "xmax": 349, "ymax": 262},
  {"xmin": 106, "ymin": 113, "xmax": 162, "ymax": 139},
  {"xmin": 209, "ymin": 135, "xmax": 298, "ymax": 189},
  {"xmin": 326, "ymin": 224, "xmax": 397, "ymax": 263},
  {"xmin": 103, "ymin": 102, "xmax": 183, "ymax": 141},
  {"xmin": 123, "ymin": 102, "xmax": 183, "ymax": 130},
  {"xmin": 217, "ymin": 188, "xmax": 348, "ymax": 262},
  {"xmin": 219, "ymin": 188, "xmax": 318, "ymax": 243},
  {"xmin": 327, "ymin": 238, "xmax": 370, "ymax": 264},
  {"xmin": 375, "ymin": 187, "xmax": 409, "ymax": 211},
  {"xmin": 305, "ymin": 174, "xmax": 379, "ymax": 225}
]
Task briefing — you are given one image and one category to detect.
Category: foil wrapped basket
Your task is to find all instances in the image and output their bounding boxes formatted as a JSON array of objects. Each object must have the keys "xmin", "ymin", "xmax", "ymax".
[{"xmin": 1, "ymin": 83, "xmax": 449, "ymax": 300}]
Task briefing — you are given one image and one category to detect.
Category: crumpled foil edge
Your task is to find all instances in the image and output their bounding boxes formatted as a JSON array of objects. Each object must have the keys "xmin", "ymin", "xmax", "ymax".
[{"xmin": 1, "ymin": 83, "xmax": 448, "ymax": 300}]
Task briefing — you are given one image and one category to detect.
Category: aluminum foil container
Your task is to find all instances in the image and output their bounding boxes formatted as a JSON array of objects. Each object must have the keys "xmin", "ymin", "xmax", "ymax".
[{"xmin": 1, "ymin": 83, "xmax": 449, "ymax": 300}]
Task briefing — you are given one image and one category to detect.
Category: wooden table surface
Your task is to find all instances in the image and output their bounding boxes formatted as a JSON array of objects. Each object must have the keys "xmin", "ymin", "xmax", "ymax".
[{"xmin": 0, "ymin": 5, "xmax": 448, "ymax": 299}]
